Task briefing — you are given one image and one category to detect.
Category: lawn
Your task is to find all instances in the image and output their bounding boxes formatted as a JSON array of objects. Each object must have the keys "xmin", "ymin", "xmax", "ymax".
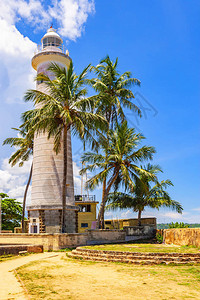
[
  {"xmin": 83, "ymin": 243, "xmax": 200, "ymax": 254},
  {"xmin": 16, "ymin": 252, "xmax": 200, "ymax": 299}
]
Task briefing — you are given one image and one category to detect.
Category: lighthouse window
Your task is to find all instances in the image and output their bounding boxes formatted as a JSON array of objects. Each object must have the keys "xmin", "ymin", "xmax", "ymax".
[
  {"xmin": 43, "ymin": 38, "xmax": 48, "ymax": 48},
  {"xmin": 43, "ymin": 37, "xmax": 62, "ymax": 49},
  {"xmin": 48, "ymin": 37, "xmax": 55, "ymax": 45},
  {"xmin": 55, "ymin": 38, "xmax": 61, "ymax": 47}
]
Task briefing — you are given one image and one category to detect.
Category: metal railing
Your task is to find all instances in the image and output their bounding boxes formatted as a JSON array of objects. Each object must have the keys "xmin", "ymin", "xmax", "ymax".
[
  {"xmin": 74, "ymin": 195, "xmax": 96, "ymax": 202},
  {"xmin": 34, "ymin": 44, "xmax": 66, "ymax": 55}
]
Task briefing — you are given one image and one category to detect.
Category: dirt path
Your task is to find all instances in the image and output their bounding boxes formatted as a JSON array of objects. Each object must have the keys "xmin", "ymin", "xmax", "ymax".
[{"xmin": 0, "ymin": 253, "xmax": 61, "ymax": 300}]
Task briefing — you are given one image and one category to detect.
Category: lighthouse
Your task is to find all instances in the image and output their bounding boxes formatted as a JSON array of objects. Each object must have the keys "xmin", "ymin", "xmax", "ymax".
[{"xmin": 27, "ymin": 28, "xmax": 77, "ymax": 234}]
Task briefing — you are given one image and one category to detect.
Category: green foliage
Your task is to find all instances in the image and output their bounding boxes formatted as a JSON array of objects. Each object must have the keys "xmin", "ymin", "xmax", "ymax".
[
  {"xmin": 81, "ymin": 122, "xmax": 155, "ymax": 191},
  {"xmin": 157, "ymin": 223, "xmax": 171, "ymax": 229},
  {"xmin": 106, "ymin": 164, "xmax": 182, "ymax": 224},
  {"xmin": 87, "ymin": 56, "xmax": 141, "ymax": 227},
  {"xmin": 3, "ymin": 126, "xmax": 33, "ymax": 167},
  {"xmin": 187, "ymin": 224, "xmax": 200, "ymax": 228},
  {"xmin": 156, "ymin": 233, "xmax": 163, "ymax": 244},
  {"xmin": 0, "ymin": 193, "xmax": 22, "ymax": 231},
  {"xmin": 89, "ymin": 55, "xmax": 141, "ymax": 128},
  {"xmin": 158, "ymin": 223, "xmax": 200, "ymax": 229},
  {"xmin": 168, "ymin": 222, "xmax": 189, "ymax": 228},
  {"xmin": 81, "ymin": 121, "xmax": 156, "ymax": 228}
]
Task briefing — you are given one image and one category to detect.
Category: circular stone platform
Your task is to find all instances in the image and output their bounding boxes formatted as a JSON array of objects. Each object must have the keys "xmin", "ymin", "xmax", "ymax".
[{"xmin": 68, "ymin": 247, "xmax": 200, "ymax": 265}]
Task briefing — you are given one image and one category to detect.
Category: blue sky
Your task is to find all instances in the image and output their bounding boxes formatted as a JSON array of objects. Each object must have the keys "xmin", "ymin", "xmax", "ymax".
[{"xmin": 0, "ymin": 0, "xmax": 199, "ymax": 223}]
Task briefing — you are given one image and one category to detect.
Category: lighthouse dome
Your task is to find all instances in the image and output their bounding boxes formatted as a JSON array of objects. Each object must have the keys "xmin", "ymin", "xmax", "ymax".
[{"xmin": 41, "ymin": 27, "xmax": 63, "ymax": 50}]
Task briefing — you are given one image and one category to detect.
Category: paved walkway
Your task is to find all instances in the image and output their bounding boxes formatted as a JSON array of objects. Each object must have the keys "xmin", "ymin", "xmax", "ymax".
[{"xmin": 0, "ymin": 252, "xmax": 61, "ymax": 300}]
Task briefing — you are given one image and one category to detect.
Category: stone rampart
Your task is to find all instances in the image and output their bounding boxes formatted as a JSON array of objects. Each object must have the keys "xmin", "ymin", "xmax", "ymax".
[
  {"xmin": 0, "ymin": 225, "xmax": 155, "ymax": 251},
  {"xmin": 163, "ymin": 228, "xmax": 200, "ymax": 247},
  {"xmin": 0, "ymin": 230, "xmax": 123, "ymax": 251}
]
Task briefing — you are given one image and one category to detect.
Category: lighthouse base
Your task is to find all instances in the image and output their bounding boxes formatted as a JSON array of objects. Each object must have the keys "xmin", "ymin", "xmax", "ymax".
[{"xmin": 27, "ymin": 205, "xmax": 78, "ymax": 234}]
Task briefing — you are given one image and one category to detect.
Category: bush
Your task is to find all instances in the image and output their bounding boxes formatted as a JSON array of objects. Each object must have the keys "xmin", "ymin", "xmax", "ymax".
[
  {"xmin": 169, "ymin": 222, "xmax": 189, "ymax": 229},
  {"xmin": 156, "ymin": 232, "xmax": 163, "ymax": 244}
]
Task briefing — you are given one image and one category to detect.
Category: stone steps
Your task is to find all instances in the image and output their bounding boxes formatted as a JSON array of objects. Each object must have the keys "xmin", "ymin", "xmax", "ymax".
[{"xmin": 68, "ymin": 247, "xmax": 200, "ymax": 265}]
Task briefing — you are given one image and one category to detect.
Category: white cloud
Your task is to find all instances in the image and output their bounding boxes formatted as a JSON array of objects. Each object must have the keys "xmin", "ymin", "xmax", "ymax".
[
  {"xmin": 2, "ymin": 157, "xmax": 32, "ymax": 176},
  {"xmin": 105, "ymin": 211, "xmax": 114, "ymax": 218},
  {"xmin": 0, "ymin": 156, "xmax": 32, "ymax": 204},
  {"xmin": 0, "ymin": 0, "xmax": 95, "ymax": 40},
  {"xmin": 0, "ymin": 18, "xmax": 36, "ymax": 104},
  {"xmin": 0, "ymin": 19, "xmax": 36, "ymax": 56},
  {"xmin": 141, "ymin": 209, "xmax": 200, "ymax": 224},
  {"xmin": 120, "ymin": 209, "xmax": 133, "ymax": 219},
  {"xmin": 192, "ymin": 207, "xmax": 200, "ymax": 212},
  {"xmin": 0, "ymin": 0, "xmax": 50, "ymax": 27},
  {"xmin": 50, "ymin": 0, "xmax": 95, "ymax": 40}
]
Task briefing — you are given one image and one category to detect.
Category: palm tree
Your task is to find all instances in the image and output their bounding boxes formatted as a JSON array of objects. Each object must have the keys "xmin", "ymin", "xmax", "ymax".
[
  {"xmin": 23, "ymin": 61, "xmax": 107, "ymax": 233},
  {"xmin": 81, "ymin": 121, "xmax": 156, "ymax": 228},
  {"xmin": 106, "ymin": 164, "xmax": 183, "ymax": 226},
  {"xmin": 3, "ymin": 126, "xmax": 33, "ymax": 232},
  {"xmin": 90, "ymin": 55, "xmax": 141, "ymax": 127},
  {"xmin": 89, "ymin": 56, "xmax": 141, "ymax": 226}
]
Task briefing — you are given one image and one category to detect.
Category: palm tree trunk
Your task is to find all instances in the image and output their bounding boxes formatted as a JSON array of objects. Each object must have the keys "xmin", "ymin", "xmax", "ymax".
[
  {"xmin": 98, "ymin": 171, "xmax": 119, "ymax": 229},
  {"xmin": 22, "ymin": 163, "xmax": 33, "ymax": 233},
  {"xmin": 61, "ymin": 127, "xmax": 68, "ymax": 233},
  {"xmin": 138, "ymin": 210, "xmax": 142, "ymax": 226},
  {"xmin": 97, "ymin": 177, "xmax": 106, "ymax": 229}
]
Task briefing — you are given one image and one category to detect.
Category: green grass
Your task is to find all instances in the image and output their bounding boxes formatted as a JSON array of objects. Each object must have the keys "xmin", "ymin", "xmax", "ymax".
[
  {"xmin": 83, "ymin": 243, "xmax": 200, "ymax": 253},
  {"xmin": 0, "ymin": 254, "xmax": 16, "ymax": 262}
]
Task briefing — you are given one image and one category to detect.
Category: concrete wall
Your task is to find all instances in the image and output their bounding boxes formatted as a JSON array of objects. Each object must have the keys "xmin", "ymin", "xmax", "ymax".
[
  {"xmin": 163, "ymin": 228, "xmax": 200, "ymax": 247},
  {"xmin": 124, "ymin": 224, "xmax": 156, "ymax": 237},
  {"xmin": 104, "ymin": 218, "xmax": 156, "ymax": 230},
  {"xmin": 123, "ymin": 218, "xmax": 156, "ymax": 227},
  {"xmin": 0, "ymin": 230, "xmax": 124, "ymax": 251},
  {"xmin": 87, "ymin": 230, "xmax": 126, "ymax": 241}
]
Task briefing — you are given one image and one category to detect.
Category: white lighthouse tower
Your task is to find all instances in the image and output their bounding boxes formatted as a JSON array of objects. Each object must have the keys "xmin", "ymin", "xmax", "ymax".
[{"xmin": 27, "ymin": 28, "xmax": 77, "ymax": 234}]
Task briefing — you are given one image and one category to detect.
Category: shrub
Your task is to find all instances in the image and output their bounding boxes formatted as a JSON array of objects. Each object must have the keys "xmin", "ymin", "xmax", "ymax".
[
  {"xmin": 169, "ymin": 222, "xmax": 189, "ymax": 229},
  {"xmin": 156, "ymin": 232, "xmax": 163, "ymax": 243}
]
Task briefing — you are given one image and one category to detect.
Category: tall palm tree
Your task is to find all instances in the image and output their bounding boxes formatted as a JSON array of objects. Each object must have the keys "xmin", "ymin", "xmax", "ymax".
[
  {"xmin": 3, "ymin": 126, "xmax": 33, "ymax": 232},
  {"xmin": 23, "ymin": 61, "xmax": 107, "ymax": 233},
  {"xmin": 90, "ymin": 55, "xmax": 141, "ymax": 127},
  {"xmin": 106, "ymin": 164, "xmax": 183, "ymax": 226},
  {"xmin": 89, "ymin": 56, "xmax": 141, "ymax": 226},
  {"xmin": 81, "ymin": 121, "xmax": 156, "ymax": 228}
]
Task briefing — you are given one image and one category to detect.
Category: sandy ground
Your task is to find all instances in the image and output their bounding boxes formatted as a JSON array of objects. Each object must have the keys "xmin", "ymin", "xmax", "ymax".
[
  {"xmin": 16, "ymin": 254, "xmax": 200, "ymax": 300},
  {"xmin": 0, "ymin": 253, "xmax": 60, "ymax": 300}
]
